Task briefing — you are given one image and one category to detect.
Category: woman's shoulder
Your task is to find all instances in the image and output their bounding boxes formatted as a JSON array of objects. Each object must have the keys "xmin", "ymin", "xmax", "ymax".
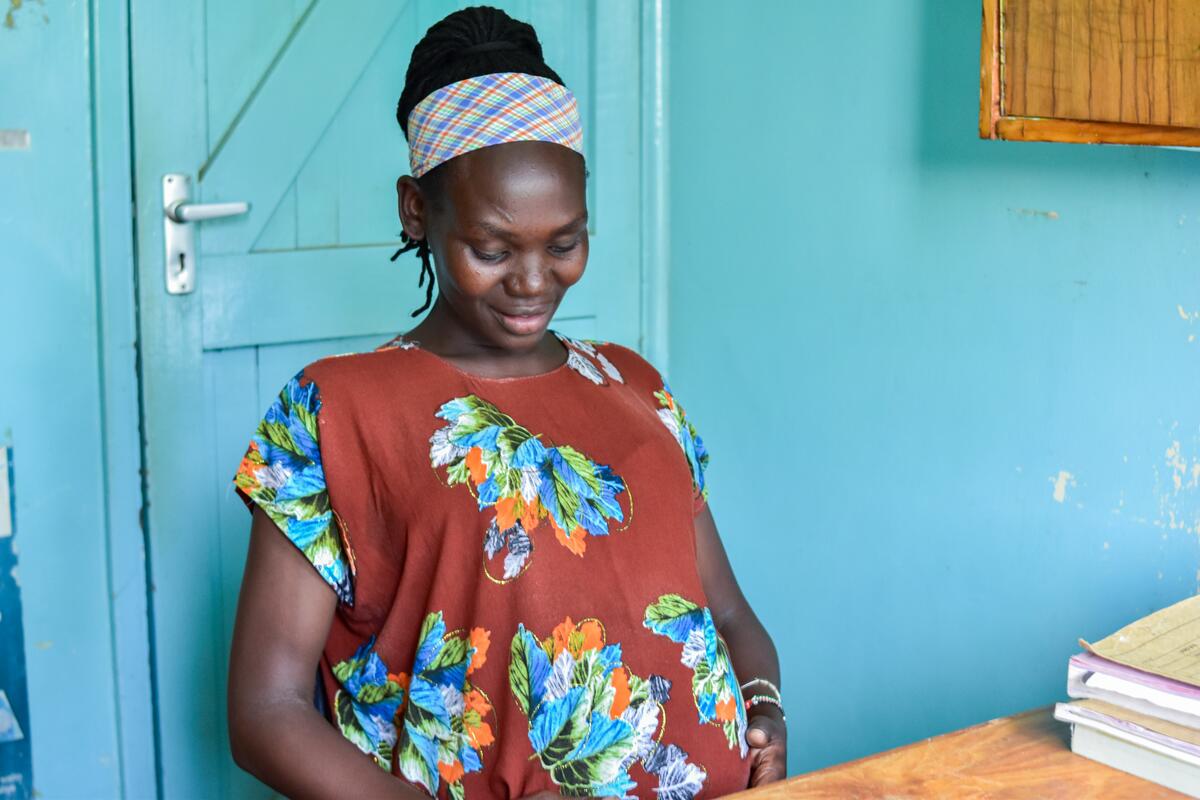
[
  {"xmin": 269, "ymin": 334, "xmax": 431, "ymax": 418},
  {"xmin": 552, "ymin": 330, "xmax": 666, "ymax": 391},
  {"xmin": 291, "ymin": 334, "xmax": 422, "ymax": 385}
]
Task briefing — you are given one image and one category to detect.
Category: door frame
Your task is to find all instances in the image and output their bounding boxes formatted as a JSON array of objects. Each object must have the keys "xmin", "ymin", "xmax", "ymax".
[
  {"xmin": 91, "ymin": 0, "xmax": 159, "ymax": 797},
  {"xmin": 641, "ymin": 0, "xmax": 671, "ymax": 373},
  {"xmin": 103, "ymin": 0, "xmax": 671, "ymax": 796}
]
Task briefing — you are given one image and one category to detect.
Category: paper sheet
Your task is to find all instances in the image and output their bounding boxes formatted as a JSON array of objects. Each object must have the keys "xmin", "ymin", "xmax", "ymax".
[
  {"xmin": 1073, "ymin": 698, "xmax": 1200, "ymax": 749},
  {"xmin": 1084, "ymin": 595, "xmax": 1200, "ymax": 688}
]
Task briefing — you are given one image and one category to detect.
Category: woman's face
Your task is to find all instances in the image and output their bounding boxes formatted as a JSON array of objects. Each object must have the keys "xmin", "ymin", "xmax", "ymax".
[{"xmin": 398, "ymin": 140, "xmax": 588, "ymax": 351}]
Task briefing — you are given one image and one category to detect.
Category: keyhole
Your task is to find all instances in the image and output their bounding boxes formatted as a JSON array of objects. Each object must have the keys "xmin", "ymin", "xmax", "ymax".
[{"xmin": 177, "ymin": 252, "xmax": 187, "ymax": 275}]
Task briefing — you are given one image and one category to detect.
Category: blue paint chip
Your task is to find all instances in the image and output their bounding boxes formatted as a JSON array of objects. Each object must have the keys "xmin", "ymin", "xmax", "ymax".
[
  {"xmin": 0, "ymin": 692, "xmax": 23, "ymax": 743},
  {"xmin": 0, "ymin": 445, "xmax": 31, "ymax": 798}
]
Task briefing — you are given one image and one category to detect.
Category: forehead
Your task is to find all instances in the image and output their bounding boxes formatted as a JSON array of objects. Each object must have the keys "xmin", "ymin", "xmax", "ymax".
[{"xmin": 439, "ymin": 141, "xmax": 587, "ymax": 223}]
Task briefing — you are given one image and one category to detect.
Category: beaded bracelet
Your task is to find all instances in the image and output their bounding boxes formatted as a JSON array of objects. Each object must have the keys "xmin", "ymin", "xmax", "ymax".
[
  {"xmin": 740, "ymin": 678, "xmax": 782, "ymax": 701},
  {"xmin": 744, "ymin": 694, "xmax": 786, "ymax": 723}
]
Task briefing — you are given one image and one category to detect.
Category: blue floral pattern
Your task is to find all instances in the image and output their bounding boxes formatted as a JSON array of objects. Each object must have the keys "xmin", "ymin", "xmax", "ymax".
[
  {"xmin": 653, "ymin": 383, "xmax": 710, "ymax": 503},
  {"xmin": 644, "ymin": 595, "xmax": 747, "ymax": 756},
  {"xmin": 235, "ymin": 372, "xmax": 353, "ymax": 604},
  {"xmin": 332, "ymin": 636, "xmax": 406, "ymax": 769},
  {"xmin": 430, "ymin": 394, "xmax": 628, "ymax": 579},
  {"xmin": 509, "ymin": 616, "xmax": 706, "ymax": 799}
]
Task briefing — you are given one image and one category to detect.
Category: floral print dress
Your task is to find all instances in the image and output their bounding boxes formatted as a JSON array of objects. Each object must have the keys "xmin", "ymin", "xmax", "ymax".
[{"xmin": 234, "ymin": 332, "xmax": 750, "ymax": 799}]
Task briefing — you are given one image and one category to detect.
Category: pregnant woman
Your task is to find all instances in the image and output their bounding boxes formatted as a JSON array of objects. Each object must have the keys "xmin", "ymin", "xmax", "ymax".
[{"xmin": 226, "ymin": 6, "xmax": 785, "ymax": 798}]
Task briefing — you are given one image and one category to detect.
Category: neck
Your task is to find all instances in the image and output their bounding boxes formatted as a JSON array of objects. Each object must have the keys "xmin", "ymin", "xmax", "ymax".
[{"xmin": 406, "ymin": 297, "xmax": 566, "ymax": 378}]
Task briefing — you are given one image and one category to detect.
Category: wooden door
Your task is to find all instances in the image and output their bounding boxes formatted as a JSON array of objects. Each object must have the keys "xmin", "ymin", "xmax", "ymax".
[{"xmin": 128, "ymin": 2, "xmax": 649, "ymax": 795}]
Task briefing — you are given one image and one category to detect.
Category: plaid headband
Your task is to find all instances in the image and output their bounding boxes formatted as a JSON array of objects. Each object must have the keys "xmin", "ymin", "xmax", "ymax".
[{"xmin": 406, "ymin": 72, "xmax": 584, "ymax": 178}]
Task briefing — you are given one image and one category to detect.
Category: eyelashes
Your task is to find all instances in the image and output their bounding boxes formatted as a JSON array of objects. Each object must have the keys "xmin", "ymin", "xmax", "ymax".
[
  {"xmin": 471, "ymin": 247, "xmax": 506, "ymax": 262},
  {"xmin": 548, "ymin": 240, "xmax": 581, "ymax": 256},
  {"xmin": 469, "ymin": 237, "xmax": 584, "ymax": 263}
]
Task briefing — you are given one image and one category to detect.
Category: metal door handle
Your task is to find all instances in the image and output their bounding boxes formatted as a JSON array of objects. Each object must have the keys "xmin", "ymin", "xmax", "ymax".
[
  {"xmin": 166, "ymin": 199, "xmax": 249, "ymax": 223},
  {"xmin": 162, "ymin": 173, "xmax": 251, "ymax": 295}
]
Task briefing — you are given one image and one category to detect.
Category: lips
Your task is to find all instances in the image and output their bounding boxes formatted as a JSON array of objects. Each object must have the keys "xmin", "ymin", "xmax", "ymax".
[{"xmin": 492, "ymin": 305, "xmax": 553, "ymax": 336}]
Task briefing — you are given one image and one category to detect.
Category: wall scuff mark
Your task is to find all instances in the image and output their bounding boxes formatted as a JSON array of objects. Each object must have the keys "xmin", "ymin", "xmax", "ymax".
[
  {"xmin": 1009, "ymin": 207, "xmax": 1060, "ymax": 220},
  {"xmin": 1051, "ymin": 470, "xmax": 1075, "ymax": 503},
  {"xmin": 1177, "ymin": 305, "xmax": 1199, "ymax": 344}
]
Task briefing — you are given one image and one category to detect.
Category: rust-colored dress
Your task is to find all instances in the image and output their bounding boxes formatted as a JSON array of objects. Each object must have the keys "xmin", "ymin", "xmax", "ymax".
[{"xmin": 234, "ymin": 331, "xmax": 751, "ymax": 799}]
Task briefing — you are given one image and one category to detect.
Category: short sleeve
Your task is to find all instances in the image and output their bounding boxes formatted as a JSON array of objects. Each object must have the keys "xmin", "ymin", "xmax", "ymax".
[
  {"xmin": 233, "ymin": 370, "xmax": 354, "ymax": 605},
  {"xmin": 651, "ymin": 380, "xmax": 711, "ymax": 514}
]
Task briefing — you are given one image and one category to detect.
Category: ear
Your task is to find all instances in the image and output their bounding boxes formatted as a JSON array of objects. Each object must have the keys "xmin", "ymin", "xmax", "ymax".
[{"xmin": 396, "ymin": 176, "xmax": 427, "ymax": 240}]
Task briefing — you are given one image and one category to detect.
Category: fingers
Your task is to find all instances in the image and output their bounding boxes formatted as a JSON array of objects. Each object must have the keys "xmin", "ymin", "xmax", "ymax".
[
  {"xmin": 750, "ymin": 752, "xmax": 787, "ymax": 787},
  {"xmin": 747, "ymin": 716, "xmax": 787, "ymax": 787},
  {"xmin": 746, "ymin": 723, "xmax": 771, "ymax": 748},
  {"xmin": 746, "ymin": 714, "xmax": 784, "ymax": 748}
]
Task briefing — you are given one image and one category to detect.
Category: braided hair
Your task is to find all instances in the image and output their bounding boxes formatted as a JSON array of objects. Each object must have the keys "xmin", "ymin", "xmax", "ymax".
[{"xmin": 394, "ymin": 5, "xmax": 567, "ymax": 317}]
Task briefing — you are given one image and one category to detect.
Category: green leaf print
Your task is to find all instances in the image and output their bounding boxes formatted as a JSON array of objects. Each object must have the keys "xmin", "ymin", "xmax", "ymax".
[
  {"xmin": 557, "ymin": 446, "xmax": 603, "ymax": 496},
  {"xmin": 549, "ymin": 469, "xmax": 582, "ymax": 529},
  {"xmin": 508, "ymin": 631, "xmax": 536, "ymax": 716},
  {"xmin": 332, "ymin": 653, "xmax": 366, "ymax": 684},
  {"xmin": 446, "ymin": 459, "xmax": 470, "ymax": 485},
  {"xmin": 428, "ymin": 636, "xmax": 469, "ymax": 672},
  {"xmin": 397, "ymin": 737, "xmax": 435, "ymax": 792},
  {"xmin": 334, "ymin": 690, "xmax": 372, "ymax": 753},
  {"xmin": 497, "ymin": 426, "xmax": 533, "ymax": 462},
  {"xmin": 643, "ymin": 595, "xmax": 702, "ymax": 636},
  {"xmin": 415, "ymin": 611, "xmax": 440, "ymax": 648}
]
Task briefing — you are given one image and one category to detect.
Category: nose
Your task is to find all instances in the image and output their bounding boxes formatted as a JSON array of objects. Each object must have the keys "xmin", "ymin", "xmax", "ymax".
[{"xmin": 503, "ymin": 251, "xmax": 551, "ymax": 297}]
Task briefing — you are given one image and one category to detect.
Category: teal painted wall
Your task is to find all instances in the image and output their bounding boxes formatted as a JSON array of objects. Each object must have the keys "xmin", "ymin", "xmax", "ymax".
[
  {"xmin": 668, "ymin": 0, "xmax": 1200, "ymax": 775},
  {"xmin": 9, "ymin": 0, "xmax": 1200, "ymax": 793},
  {"xmin": 0, "ymin": 2, "xmax": 153, "ymax": 798}
]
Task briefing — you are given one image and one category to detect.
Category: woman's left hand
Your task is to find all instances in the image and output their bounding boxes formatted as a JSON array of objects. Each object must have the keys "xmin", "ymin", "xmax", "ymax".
[{"xmin": 746, "ymin": 710, "xmax": 787, "ymax": 787}]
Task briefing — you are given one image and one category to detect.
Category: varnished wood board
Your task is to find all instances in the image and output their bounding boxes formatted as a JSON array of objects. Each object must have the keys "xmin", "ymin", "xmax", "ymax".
[
  {"xmin": 1003, "ymin": 0, "xmax": 1200, "ymax": 129},
  {"xmin": 980, "ymin": 0, "xmax": 1200, "ymax": 146},
  {"xmin": 729, "ymin": 707, "xmax": 1190, "ymax": 799}
]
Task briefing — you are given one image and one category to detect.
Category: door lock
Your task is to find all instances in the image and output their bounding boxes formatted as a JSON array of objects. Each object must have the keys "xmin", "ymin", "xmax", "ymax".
[{"xmin": 162, "ymin": 173, "xmax": 249, "ymax": 295}]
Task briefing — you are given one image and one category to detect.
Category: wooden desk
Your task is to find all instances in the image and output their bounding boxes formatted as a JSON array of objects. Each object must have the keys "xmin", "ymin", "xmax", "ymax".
[{"xmin": 729, "ymin": 707, "xmax": 1189, "ymax": 799}]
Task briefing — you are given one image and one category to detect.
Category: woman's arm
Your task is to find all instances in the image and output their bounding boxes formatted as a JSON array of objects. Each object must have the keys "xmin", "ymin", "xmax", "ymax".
[
  {"xmin": 228, "ymin": 507, "xmax": 425, "ymax": 799},
  {"xmin": 694, "ymin": 503, "xmax": 787, "ymax": 787}
]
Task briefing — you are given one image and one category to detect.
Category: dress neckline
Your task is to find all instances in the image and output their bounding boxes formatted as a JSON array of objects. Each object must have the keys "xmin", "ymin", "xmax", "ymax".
[{"xmin": 381, "ymin": 329, "xmax": 574, "ymax": 383}]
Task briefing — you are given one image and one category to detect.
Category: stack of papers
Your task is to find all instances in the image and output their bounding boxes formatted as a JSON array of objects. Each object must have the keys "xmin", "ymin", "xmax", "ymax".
[{"xmin": 1056, "ymin": 596, "xmax": 1200, "ymax": 797}]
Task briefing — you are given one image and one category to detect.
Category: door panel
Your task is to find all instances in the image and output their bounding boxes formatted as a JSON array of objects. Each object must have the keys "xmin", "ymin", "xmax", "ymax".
[{"xmin": 130, "ymin": 0, "xmax": 646, "ymax": 796}]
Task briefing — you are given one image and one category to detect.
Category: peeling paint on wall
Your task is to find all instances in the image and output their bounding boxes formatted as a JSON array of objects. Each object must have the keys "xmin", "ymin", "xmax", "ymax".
[
  {"xmin": 1151, "ymin": 425, "xmax": 1200, "ymax": 536},
  {"xmin": 1051, "ymin": 470, "xmax": 1075, "ymax": 503},
  {"xmin": 1165, "ymin": 440, "xmax": 1200, "ymax": 493},
  {"xmin": 0, "ymin": 444, "xmax": 30, "ymax": 798},
  {"xmin": 1010, "ymin": 207, "xmax": 1060, "ymax": 220},
  {"xmin": 1176, "ymin": 305, "xmax": 1199, "ymax": 344},
  {"xmin": 3, "ymin": 0, "xmax": 46, "ymax": 30}
]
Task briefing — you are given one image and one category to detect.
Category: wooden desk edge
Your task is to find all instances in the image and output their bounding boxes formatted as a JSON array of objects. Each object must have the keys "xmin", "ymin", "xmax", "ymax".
[
  {"xmin": 728, "ymin": 706, "xmax": 1192, "ymax": 798},
  {"xmin": 726, "ymin": 707, "xmax": 1066, "ymax": 798}
]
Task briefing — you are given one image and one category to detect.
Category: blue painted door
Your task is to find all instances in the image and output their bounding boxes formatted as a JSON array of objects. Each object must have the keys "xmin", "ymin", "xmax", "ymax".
[{"xmin": 128, "ymin": 1, "xmax": 650, "ymax": 796}]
